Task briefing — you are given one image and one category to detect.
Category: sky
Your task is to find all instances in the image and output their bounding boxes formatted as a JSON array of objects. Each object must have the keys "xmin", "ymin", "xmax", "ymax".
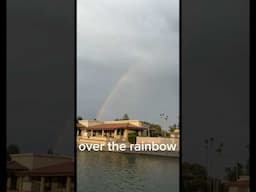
[
  {"xmin": 7, "ymin": 0, "xmax": 249, "ymax": 173},
  {"xmin": 77, "ymin": 0, "xmax": 179, "ymax": 128}
]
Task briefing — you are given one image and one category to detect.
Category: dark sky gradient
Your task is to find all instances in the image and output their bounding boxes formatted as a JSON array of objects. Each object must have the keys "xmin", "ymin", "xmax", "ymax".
[
  {"xmin": 7, "ymin": 0, "xmax": 75, "ymax": 155},
  {"xmin": 182, "ymin": 0, "xmax": 249, "ymax": 177}
]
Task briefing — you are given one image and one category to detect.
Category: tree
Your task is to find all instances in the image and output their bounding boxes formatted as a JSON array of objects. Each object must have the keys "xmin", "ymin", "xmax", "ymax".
[
  {"xmin": 149, "ymin": 123, "xmax": 162, "ymax": 136},
  {"xmin": 245, "ymin": 159, "xmax": 249, "ymax": 175},
  {"xmin": 245, "ymin": 144, "xmax": 249, "ymax": 175},
  {"xmin": 169, "ymin": 124, "xmax": 177, "ymax": 132},
  {"xmin": 215, "ymin": 142, "xmax": 224, "ymax": 155},
  {"xmin": 47, "ymin": 148, "xmax": 53, "ymax": 154},
  {"xmin": 182, "ymin": 162, "xmax": 207, "ymax": 192},
  {"xmin": 122, "ymin": 113, "xmax": 130, "ymax": 120},
  {"xmin": 7, "ymin": 152, "xmax": 11, "ymax": 161},
  {"xmin": 7, "ymin": 144, "xmax": 20, "ymax": 161},
  {"xmin": 114, "ymin": 114, "xmax": 130, "ymax": 121},
  {"xmin": 7, "ymin": 144, "xmax": 20, "ymax": 154},
  {"xmin": 225, "ymin": 162, "xmax": 244, "ymax": 181}
]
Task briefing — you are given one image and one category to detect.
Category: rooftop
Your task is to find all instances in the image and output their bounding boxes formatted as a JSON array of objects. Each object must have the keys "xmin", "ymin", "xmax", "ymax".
[
  {"xmin": 7, "ymin": 153, "xmax": 74, "ymax": 177},
  {"xmin": 17, "ymin": 160, "xmax": 74, "ymax": 176},
  {"xmin": 11, "ymin": 153, "xmax": 73, "ymax": 159},
  {"xmin": 7, "ymin": 161, "xmax": 28, "ymax": 171},
  {"xmin": 88, "ymin": 123, "xmax": 146, "ymax": 130}
]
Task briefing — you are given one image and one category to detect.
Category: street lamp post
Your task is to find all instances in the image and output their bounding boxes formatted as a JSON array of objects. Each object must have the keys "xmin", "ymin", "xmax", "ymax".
[
  {"xmin": 160, "ymin": 113, "xmax": 168, "ymax": 136},
  {"xmin": 176, "ymin": 113, "xmax": 179, "ymax": 128}
]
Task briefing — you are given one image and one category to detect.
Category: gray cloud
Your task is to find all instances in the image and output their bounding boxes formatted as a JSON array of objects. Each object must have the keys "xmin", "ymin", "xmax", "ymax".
[{"xmin": 77, "ymin": 0, "xmax": 179, "ymax": 126}]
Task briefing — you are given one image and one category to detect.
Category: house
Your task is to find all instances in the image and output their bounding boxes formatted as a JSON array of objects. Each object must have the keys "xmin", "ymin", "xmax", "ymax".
[
  {"xmin": 169, "ymin": 129, "xmax": 180, "ymax": 138},
  {"xmin": 223, "ymin": 176, "xmax": 249, "ymax": 192},
  {"xmin": 7, "ymin": 153, "xmax": 74, "ymax": 192},
  {"xmin": 77, "ymin": 120, "xmax": 149, "ymax": 144}
]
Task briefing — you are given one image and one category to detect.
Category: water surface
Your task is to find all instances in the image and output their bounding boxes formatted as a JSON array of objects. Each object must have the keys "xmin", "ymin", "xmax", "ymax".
[{"xmin": 77, "ymin": 152, "xmax": 179, "ymax": 192}]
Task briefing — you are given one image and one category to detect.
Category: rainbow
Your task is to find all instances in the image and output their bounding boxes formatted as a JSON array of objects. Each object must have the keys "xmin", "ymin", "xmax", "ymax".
[{"xmin": 96, "ymin": 64, "xmax": 135, "ymax": 120}]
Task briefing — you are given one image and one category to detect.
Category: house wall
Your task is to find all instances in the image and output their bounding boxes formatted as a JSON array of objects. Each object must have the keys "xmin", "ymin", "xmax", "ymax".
[
  {"xmin": 136, "ymin": 137, "xmax": 180, "ymax": 151},
  {"xmin": 22, "ymin": 176, "xmax": 32, "ymax": 192},
  {"xmin": 7, "ymin": 176, "xmax": 74, "ymax": 192},
  {"xmin": 77, "ymin": 136, "xmax": 108, "ymax": 145},
  {"xmin": 79, "ymin": 120, "xmax": 102, "ymax": 127},
  {"xmin": 78, "ymin": 120, "xmax": 150, "ymax": 128},
  {"xmin": 104, "ymin": 120, "xmax": 149, "ymax": 128},
  {"xmin": 228, "ymin": 186, "xmax": 249, "ymax": 192}
]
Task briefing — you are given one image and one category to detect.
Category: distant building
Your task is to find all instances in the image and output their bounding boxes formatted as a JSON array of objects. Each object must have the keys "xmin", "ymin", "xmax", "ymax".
[
  {"xmin": 77, "ymin": 120, "xmax": 149, "ymax": 144},
  {"xmin": 7, "ymin": 153, "xmax": 74, "ymax": 192},
  {"xmin": 223, "ymin": 176, "xmax": 249, "ymax": 192},
  {"xmin": 169, "ymin": 129, "xmax": 180, "ymax": 138}
]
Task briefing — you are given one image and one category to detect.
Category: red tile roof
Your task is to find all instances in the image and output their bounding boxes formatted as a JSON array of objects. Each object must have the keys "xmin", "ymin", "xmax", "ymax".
[
  {"xmin": 88, "ymin": 123, "xmax": 146, "ymax": 131},
  {"xmin": 224, "ymin": 180, "xmax": 249, "ymax": 187},
  {"xmin": 16, "ymin": 160, "xmax": 74, "ymax": 176},
  {"xmin": 7, "ymin": 161, "xmax": 28, "ymax": 171}
]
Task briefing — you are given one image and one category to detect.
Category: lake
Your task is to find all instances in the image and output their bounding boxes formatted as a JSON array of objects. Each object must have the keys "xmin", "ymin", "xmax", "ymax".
[{"xmin": 77, "ymin": 151, "xmax": 179, "ymax": 192}]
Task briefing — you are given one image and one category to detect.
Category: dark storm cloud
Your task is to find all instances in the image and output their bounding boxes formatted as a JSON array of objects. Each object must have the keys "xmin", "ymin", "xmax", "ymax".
[{"xmin": 7, "ymin": 0, "xmax": 74, "ymax": 154}]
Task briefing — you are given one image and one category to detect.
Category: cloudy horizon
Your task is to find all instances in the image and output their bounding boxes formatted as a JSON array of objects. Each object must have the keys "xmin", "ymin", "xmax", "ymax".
[{"xmin": 77, "ymin": 0, "xmax": 179, "ymax": 128}]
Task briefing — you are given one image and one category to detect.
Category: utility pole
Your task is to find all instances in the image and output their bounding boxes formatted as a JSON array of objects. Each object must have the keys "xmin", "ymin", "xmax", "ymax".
[
  {"xmin": 204, "ymin": 139, "xmax": 209, "ymax": 192},
  {"xmin": 164, "ymin": 115, "xmax": 168, "ymax": 137},
  {"xmin": 160, "ymin": 112, "xmax": 168, "ymax": 136},
  {"xmin": 176, "ymin": 113, "xmax": 179, "ymax": 128}
]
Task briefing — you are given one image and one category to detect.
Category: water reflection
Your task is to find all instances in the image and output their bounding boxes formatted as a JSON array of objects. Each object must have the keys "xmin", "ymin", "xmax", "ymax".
[{"xmin": 77, "ymin": 152, "xmax": 179, "ymax": 192}]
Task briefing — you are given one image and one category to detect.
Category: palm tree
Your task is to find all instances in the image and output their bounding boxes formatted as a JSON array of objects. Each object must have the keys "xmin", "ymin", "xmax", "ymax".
[
  {"xmin": 215, "ymin": 142, "xmax": 224, "ymax": 191},
  {"xmin": 204, "ymin": 137, "xmax": 215, "ymax": 192},
  {"xmin": 216, "ymin": 142, "xmax": 224, "ymax": 156},
  {"xmin": 209, "ymin": 137, "xmax": 214, "ymax": 178},
  {"xmin": 225, "ymin": 162, "xmax": 244, "ymax": 181},
  {"xmin": 245, "ymin": 144, "xmax": 249, "ymax": 175}
]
